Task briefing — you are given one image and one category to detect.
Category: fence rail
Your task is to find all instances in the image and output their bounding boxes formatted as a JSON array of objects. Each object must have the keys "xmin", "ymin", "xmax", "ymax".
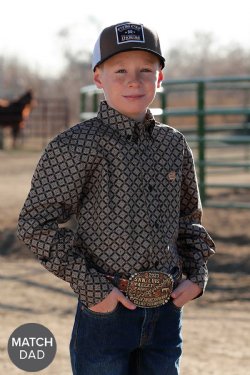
[
  {"xmin": 80, "ymin": 76, "xmax": 250, "ymax": 209},
  {"xmin": 1, "ymin": 97, "xmax": 69, "ymax": 150}
]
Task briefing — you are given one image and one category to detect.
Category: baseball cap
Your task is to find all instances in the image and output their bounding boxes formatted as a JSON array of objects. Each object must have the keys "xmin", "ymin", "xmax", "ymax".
[{"xmin": 92, "ymin": 21, "xmax": 165, "ymax": 71}]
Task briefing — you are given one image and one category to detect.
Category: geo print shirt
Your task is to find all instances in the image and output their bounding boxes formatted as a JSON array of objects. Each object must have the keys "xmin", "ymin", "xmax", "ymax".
[{"xmin": 17, "ymin": 101, "xmax": 215, "ymax": 307}]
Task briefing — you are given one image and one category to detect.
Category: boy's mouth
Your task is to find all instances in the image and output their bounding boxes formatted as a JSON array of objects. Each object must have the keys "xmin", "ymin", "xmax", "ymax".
[{"xmin": 123, "ymin": 95, "xmax": 145, "ymax": 99}]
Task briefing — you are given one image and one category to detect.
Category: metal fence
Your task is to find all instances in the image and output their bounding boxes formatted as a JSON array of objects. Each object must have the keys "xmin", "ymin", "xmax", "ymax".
[
  {"xmin": 1, "ymin": 97, "xmax": 69, "ymax": 150},
  {"xmin": 24, "ymin": 97, "xmax": 69, "ymax": 149},
  {"xmin": 80, "ymin": 76, "xmax": 250, "ymax": 209}
]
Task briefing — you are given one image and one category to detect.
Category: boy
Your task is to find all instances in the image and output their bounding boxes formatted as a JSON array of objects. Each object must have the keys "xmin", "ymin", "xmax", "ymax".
[{"xmin": 17, "ymin": 22, "xmax": 215, "ymax": 375}]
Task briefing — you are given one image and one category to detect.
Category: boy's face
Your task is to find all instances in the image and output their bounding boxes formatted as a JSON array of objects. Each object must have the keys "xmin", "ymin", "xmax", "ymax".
[{"xmin": 94, "ymin": 50, "xmax": 163, "ymax": 122}]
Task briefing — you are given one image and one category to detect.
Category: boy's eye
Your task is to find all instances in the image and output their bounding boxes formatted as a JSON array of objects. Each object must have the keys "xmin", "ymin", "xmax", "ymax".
[
  {"xmin": 115, "ymin": 69, "xmax": 126, "ymax": 73},
  {"xmin": 141, "ymin": 68, "xmax": 152, "ymax": 72}
]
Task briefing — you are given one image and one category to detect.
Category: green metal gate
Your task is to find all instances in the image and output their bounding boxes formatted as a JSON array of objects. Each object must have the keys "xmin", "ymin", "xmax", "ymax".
[{"xmin": 80, "ymin": 76, "xmax": 250, "ymax": 209}]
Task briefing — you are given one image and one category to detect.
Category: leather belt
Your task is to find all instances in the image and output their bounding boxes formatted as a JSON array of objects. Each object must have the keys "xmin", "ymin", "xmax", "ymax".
[{"xmin": 105, "ymin": 270, "xmax": 175, "ymax": 308}]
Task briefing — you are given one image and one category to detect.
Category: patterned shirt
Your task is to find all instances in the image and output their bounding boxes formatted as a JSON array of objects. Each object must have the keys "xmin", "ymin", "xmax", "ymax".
[{"xmin": 17, "ymin": 101, "xmax": 215, "ymax": 307}]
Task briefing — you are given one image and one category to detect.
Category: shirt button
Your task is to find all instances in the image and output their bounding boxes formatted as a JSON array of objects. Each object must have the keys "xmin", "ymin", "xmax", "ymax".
[
  {"xmin": 154, "ymin": 260, "xmax": 159, "ymax": 268},
  {"xmin": 155, "ymin": 222, "xmax": 159, "ymax": 229},
  {"xmin": 126, "ymin": 134, "xmax": 132, "ymax": 140},
  {"xmin": 148, "ymin": 184, "xmax": 154, "ymax": 192}
]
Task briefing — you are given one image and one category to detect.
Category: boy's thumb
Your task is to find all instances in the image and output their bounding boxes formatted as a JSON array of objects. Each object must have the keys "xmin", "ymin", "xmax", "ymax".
[
  {"xmin": 119, "ymin": 294, "xmax": 137, "ymax": 310},
  {"xmin": 171, "ymin": 288, "xmax": 182, "ymax": 299}
]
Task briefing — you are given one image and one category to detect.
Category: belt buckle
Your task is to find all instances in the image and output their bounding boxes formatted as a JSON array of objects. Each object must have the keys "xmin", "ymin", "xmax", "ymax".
[{"xmin": 126, "ymin": 271, "xmax": 174, "ymax": 308}]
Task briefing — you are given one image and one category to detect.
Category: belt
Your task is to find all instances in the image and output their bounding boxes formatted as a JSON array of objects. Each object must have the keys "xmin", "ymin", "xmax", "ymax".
[{"xmin": 105, "ymin": 269, "xmax": 179, "ymax": 308}]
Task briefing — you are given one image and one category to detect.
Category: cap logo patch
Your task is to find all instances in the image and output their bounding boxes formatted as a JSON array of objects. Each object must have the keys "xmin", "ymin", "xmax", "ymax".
[{"xmin": 115, "ymin": 23, "xmax": 145, "ymax": 44}]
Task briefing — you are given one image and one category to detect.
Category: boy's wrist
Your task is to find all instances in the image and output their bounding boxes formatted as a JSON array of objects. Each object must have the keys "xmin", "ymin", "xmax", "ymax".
[
  {"xmin": 187, "ymin": 276, "xmax": 205, "ymax": 298},
  {"xmin": 186, "ymin": 263, "xmax": 208, "ymax": 291}
]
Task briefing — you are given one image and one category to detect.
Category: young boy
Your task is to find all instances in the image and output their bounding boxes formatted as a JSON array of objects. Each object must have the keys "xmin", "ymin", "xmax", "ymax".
[{"xmin": 17, "ymin": 22, "xmax": 215, "ymax": 375}]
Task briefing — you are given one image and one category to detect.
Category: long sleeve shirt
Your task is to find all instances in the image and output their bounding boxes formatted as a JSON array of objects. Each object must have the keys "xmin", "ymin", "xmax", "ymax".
[{"xmin": 17, "ymin": 100, "xmax": 215, "ymax": 307}]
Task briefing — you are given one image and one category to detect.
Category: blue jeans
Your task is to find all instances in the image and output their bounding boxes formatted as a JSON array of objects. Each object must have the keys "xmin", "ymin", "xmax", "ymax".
[{"xmin": 70, "ymin": 299, "xmax": 183, "ymax": 375}]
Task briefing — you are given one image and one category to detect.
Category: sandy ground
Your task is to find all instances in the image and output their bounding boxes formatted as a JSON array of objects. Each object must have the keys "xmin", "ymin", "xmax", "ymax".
[{"xmin": 0, "ymin": 150, "xmax": 250, "ymax": 374}]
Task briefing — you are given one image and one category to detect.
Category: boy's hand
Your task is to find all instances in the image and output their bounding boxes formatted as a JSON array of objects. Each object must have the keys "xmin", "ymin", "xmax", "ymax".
[
  {"xmin": 171, "ymin": 279, "xmax": 202, "ymax": 308},
  {"xmin": 89, "ymin": 287, "xmax": 137, "ymax": 313}
]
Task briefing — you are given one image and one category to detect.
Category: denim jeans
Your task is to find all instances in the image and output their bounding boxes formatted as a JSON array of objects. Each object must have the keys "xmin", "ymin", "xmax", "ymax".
[{"xmin": 70, "ymin": 299, "xmax": 183, "ymax": 375}]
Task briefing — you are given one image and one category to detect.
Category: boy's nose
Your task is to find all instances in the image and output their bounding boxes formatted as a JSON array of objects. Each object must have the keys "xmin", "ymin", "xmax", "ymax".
[{"xmin": 127, "ymin": 72, "xmax": 141, "ymax": 86}]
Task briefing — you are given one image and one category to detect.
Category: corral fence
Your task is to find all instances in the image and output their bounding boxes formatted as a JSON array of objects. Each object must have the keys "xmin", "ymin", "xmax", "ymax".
[
  {"xmin": 80, "ymin": 76, "xmax": 250, "ymax": 209},
  {"xmin": 1, "ymin": 97, "xmax": 69, "ymax": 150}
]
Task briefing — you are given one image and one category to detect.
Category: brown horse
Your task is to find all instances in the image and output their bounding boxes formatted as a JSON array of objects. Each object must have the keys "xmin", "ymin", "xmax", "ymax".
[{"xmin": 0, "ymin": 90, "xmax": 35, "ymax": 148}]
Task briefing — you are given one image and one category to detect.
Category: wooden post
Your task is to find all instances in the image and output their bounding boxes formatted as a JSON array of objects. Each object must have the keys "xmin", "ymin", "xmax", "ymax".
[{"xmin": 0, "ymin": 127, "xmax": 4, "ymax": 150}]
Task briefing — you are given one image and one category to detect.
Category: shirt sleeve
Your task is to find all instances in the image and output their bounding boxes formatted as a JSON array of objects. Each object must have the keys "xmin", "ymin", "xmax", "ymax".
[
  {"xmin": 17, "ymin": 135, "xmax": 113, "ymax": 307},
  {"xmin": 177, "ymin": 139, "xmax": 215, "ymax": 292}
]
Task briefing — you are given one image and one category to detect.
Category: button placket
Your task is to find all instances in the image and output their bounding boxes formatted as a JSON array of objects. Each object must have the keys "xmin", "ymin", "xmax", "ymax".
[{"xmin": 140, "ymin": 138, "xmax": 161, "ymax": 227}]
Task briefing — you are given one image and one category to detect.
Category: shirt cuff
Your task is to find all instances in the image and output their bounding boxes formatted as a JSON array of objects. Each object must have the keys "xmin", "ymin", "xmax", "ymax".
[
  {"xmin": 78, "ymin": 275, "xmax": 114, "ymax": 308},
  {"xmin": 187, "ymin": 264, "xmax": 209, "ymax": 298}
]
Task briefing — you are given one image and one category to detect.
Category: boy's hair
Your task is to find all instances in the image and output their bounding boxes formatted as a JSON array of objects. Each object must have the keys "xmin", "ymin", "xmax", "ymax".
[{"xmin": 92, "ymin": 21, "xmax": 165, "ymax": 71}]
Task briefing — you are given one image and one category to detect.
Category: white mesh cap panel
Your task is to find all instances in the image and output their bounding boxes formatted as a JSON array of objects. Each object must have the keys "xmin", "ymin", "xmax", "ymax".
[{"xmin": 92, "ymin": 35, "xmax": 102, "ymax": 71}]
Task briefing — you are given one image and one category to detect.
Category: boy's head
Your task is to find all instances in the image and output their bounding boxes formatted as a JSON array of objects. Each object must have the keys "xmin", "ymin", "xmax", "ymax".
[
  {"xmin": 92, "ymin": 22, "xmax": 165, "ymax": 71},
  {"xmin": 92, "ymin": 22, "xmax": 164, "ymax": 122}
]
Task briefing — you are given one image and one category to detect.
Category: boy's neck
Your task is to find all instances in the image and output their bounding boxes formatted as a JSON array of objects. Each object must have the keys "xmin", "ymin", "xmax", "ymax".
[{"xmin": 105, "ymin": 101, "xmax": 147, "ymax": 123}]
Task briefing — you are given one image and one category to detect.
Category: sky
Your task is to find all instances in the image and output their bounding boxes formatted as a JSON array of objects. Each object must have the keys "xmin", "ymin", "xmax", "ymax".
[{"xmin": 0, "ymin": 0, "xmax": 250, "ymax": 77}]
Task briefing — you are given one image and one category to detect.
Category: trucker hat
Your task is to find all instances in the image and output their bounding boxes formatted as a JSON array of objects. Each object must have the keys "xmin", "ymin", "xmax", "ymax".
[{"xmin": 92, "ymin": 21, "xmax": 165, "ymax": 71}]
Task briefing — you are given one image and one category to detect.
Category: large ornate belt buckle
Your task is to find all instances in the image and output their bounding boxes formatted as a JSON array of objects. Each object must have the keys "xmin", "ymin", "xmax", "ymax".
[{"xmin": 126, "ymin": 271, "xmax": 174, "ymax": 308}]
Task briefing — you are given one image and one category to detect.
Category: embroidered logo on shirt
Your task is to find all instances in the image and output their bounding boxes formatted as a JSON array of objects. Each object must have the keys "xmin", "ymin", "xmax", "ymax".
[
  {"xmin": 167, "ymin": 171, "xmax": 176, "ymax": 182},
  {"xmin": 115, "ymin": 23, "xmax": 145, "ymax": 44}
]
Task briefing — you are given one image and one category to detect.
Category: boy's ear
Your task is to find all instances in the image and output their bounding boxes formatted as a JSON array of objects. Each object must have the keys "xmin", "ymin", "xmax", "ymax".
[
  {"xmin": 157, "ymin": 70, "xmax": 164, "ymax": 88},
  {"xmin": 93, "ymin": 68, "xmax": 103, "ymax": 89}
]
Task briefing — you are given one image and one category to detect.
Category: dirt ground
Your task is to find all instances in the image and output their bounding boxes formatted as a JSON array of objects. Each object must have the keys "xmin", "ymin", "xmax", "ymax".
[{"xmin": 0, "ymin": 150, "xmax": 250, "ymax": 375}]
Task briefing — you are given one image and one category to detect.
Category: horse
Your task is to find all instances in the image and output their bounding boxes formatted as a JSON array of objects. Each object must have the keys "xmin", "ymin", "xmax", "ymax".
[{"xmin": 0, "ymin": 90, "xmax": 35, "ymax": 148}]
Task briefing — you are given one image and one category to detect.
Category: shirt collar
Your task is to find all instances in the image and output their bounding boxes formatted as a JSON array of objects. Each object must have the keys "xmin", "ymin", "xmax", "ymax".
[{"xmin": 97, "ymin": 100, "xmax": 155, "ymax": 138}]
